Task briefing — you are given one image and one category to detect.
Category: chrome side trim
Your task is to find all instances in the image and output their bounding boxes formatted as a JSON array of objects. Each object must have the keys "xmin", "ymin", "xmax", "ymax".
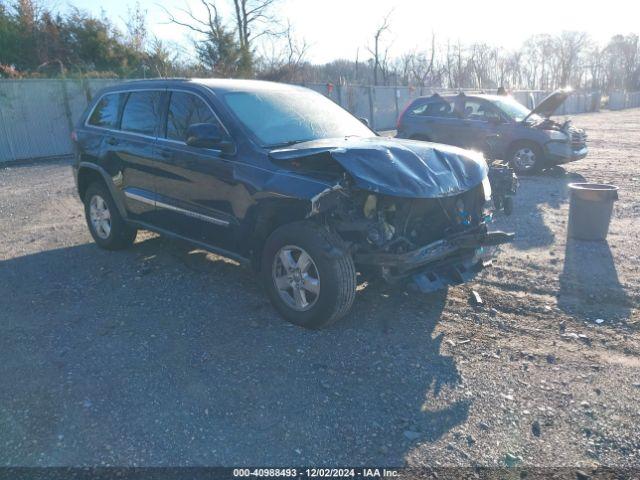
[
  {"xmin": 123, "ymin": 190, "xmax": 230, "ymax": 227},
  {"xmin": 155, "ymin": 199, "xmax": 230, "ymax": 226},
  {"xmin": 123, "ymin": 191, "xmax": 155, "ymax": 206}
]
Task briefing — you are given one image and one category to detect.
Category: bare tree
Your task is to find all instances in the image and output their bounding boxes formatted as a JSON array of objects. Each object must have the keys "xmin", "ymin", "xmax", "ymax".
[
  {"xmin": 603, "ymin": 34, "xmax": 640, "ymax": 90},
  {"xmin": 410, "ymin": 31, "xmax": 436, "ymax": 87},
  {"xmin": 257, "ymin": 20, "xmax": 309, "ymax": 82},
  {"xmin": 230, "ymin": 0, "xmax": 280, "ymax": 49},
  {"xmin": 367, "ymin": 10, "xmax": 392, "ymax": 86},
  {"xmin": 162, "ymin": 0, "xmax": 243, "ymax": 76},
  {"xmin": 125, "ymin": 2, "xmax": 148, "ymax": 54},
  {"xmin": 554, "ymin": 31, "xmax": 590, "ymax": 87}
]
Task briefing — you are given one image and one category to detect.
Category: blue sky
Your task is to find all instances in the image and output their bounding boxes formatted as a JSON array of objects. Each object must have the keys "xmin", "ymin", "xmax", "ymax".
[{"xmin": 65, "ymin": 0, "xmax": 640, "ymax": 63}]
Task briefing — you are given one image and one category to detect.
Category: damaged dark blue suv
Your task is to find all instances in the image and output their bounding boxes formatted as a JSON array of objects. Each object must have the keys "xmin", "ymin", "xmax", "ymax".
[{"xmin": 73, "ymin": 79, "xmax": 512, "ymax": 328}]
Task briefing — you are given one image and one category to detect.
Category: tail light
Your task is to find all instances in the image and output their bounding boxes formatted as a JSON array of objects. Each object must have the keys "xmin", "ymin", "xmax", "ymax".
[
  {"xmin": 396, "ymin": 101, "xmax": 412, "ymax": 130},
  {"xmin": 71, "ymin": 130, "xmax": 78, "ymax": 142}
]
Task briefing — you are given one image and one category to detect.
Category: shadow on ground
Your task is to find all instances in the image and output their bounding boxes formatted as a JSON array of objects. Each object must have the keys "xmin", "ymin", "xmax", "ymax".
[
  {"xmin": 504, "ymin": 166, "xmax": 585, "ymax": 251},
  {"xmin": 0, "ymin": 236, "xmax": 467, "ymax": 466},
  {"xmin": 558, "ymin": 238, "xmax": 631, "ymax": 322}
]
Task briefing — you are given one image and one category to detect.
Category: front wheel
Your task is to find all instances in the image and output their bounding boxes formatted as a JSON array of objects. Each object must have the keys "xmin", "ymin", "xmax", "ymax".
[
  {"xmin": 508, "ymin": 142, "xmax": 543, "ymax": 174},
  {"xmin": 84, "ymin": 182, "xmax": 137, "ymax": 250},
  {"xmin": 261, "ymin": 222, "xmax": 356, "ymax": 328}
]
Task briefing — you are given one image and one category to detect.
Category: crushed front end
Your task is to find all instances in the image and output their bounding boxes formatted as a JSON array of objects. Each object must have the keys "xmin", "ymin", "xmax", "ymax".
[
  {"xmin": 326, "ymin": 178, "xmax": 513, "ymax": 293},
  {"xmin": 269, "ymin": 137, "xmax": 514, "ymax": 293}
]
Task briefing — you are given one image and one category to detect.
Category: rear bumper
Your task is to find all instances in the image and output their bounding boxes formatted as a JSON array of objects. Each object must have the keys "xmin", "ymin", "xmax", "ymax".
[{"xmin": 354, "ymin": 226, "xmax": 514, "ymax": 291}]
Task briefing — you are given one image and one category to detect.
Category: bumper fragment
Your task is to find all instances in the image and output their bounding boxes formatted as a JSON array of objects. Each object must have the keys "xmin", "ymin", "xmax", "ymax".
[
  {"xmin": 411, "ymin": 257, "xmax": 492, "ymax": 293},
  {"xmin": 354, "ymin": 226, "xmax": 514, "ymax": 279}
]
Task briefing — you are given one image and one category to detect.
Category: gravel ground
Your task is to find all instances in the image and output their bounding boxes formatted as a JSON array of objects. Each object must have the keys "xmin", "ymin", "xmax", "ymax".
[{"xmin": 0, "ymin": 109, "xmax": 639, "ymax": 468}]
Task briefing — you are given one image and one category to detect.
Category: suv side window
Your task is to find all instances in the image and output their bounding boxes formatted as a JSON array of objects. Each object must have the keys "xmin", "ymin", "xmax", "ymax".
[
  {"xmin": 121, "ymin": 91, "xmax": 162, "ymax": 136},
  {"xmin": 463, "ymin": 99, "xmax": 502, "ymax": 121},
  {"xmin": 410, "ymin": 99, "xmax": 453, "ymax": 117},
  {"xmin": 88, "ymin": 93, "xmax": 122, "ymax": 129},
  {"xmin": 166, "ymin": 91, "xmax": 218, "ymax": 142}
]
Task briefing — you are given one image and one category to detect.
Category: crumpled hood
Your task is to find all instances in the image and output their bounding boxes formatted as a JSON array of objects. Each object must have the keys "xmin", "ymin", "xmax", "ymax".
[{"xmin": 269, "ymin": 137, "xmax": 488, "ymax": 198}]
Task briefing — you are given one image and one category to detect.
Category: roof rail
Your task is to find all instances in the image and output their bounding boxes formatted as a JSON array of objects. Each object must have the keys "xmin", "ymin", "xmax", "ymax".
[{"xmin": 123, "ymin": 77, "xmax": 191, "ymax": 83}]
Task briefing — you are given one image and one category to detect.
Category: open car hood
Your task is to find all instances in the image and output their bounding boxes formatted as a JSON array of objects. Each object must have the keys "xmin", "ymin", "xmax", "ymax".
[
  {"xmin": 269, "ymin": 137, "xmax": 488, "ymax": 198},
  {"xmin": 525, "ymin": 87, "xmax": 572, "ymax": 121}
]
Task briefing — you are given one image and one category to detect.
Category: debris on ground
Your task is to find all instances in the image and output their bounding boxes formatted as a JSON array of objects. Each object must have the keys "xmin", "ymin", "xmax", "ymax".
[{"xmin": 470, "ymin": 290, "xmax": 483, "ymax": 306}]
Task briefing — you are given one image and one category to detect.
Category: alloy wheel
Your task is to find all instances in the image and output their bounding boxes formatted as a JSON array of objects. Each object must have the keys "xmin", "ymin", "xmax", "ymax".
[
  {"xmin": 89, "ymin": 194, "xmax": 112, "ymax": 239},
  {"xmin": 272, "ymin": 245, "xmax": 321, "ymax": 311},
  {"xmin": 512, "ymin": 147, "xmax": 537, "ymax": 171}
]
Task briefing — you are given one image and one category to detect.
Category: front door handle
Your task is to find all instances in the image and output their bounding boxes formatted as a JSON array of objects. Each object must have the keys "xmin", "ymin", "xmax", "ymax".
[{"xmin": 107, "ymin": 137, "xmax": 118, "ymax": 146}]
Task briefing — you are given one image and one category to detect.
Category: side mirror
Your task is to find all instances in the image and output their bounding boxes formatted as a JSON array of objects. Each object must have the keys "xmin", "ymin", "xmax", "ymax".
[
  {"xmin": 186, "ymin": 123, "xmax": 227, "ymax": 149},
  {"xmin": 358, "ymin": 117, "xmax": 370, "ymax": 127}
]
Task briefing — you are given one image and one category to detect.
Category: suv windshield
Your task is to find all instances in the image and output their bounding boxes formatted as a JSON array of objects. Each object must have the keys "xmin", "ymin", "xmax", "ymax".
[
  {"xmin": 223, "ymin": 89, "xmax": 374, "ymax": 147},
  {"xmin": 492, "ymin": 97, "xmax": 541, "ymax": 122}
]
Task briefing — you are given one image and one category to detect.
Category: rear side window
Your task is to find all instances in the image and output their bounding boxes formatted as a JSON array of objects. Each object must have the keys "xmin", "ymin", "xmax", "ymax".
[
  {"xmin": 121, "ymin": 91, "xmax": 162, "ymax": 136},
  {"xmin": 410, "ymin": 99, "xmax": 453, "ymax": 117},
  {"xmin": 463, "ymin": 99, "xmax": 501, "ymax": 121},
  {"xmin": 88, "ymin": 93, "xmax": 121, "ymax": 128},
  {"xmin": 166, "ymin": 91, "xmax": 217, "ymax": 142}
]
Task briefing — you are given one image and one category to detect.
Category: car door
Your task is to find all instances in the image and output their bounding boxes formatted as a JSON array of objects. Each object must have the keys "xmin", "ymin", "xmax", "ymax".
[
  {"xmin": 151, "ymin": 89, "xmax": 240, "ymax": 251},
  {"xmin": 407, "ymin": 97, "xmax": 458, "ymax": 144},
  {"xmin": 453, "ymin": 98, "xmax": 503, "ymax": 153},
  {"xmin": 87, "ymin": 89, "xmax": 163, "ymax": 223},
  {"xmin": 432, "ymin": 95, "xmax": 466, "ymax": 148}
]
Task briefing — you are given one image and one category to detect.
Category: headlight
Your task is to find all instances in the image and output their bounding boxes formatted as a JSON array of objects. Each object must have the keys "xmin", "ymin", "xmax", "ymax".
[
  {"xmin": 482, "ymin": 176, "xmax": 492, "ymax": 202},
  {"xmin": 546, "ymin": 130, "xmax": 569, "ymax": 141}
]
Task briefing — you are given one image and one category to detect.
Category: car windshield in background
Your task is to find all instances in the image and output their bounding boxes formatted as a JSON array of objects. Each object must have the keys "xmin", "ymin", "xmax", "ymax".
[
  {"xmin": 223, "ymin": 90, "xmax": 374, "ymax": 148},
  {"xmin": 492, "ymin": 97, "xmax": 541, "ymax": 122}
]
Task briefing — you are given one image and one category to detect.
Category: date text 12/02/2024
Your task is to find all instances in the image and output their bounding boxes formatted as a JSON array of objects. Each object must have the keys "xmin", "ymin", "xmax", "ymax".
[{"xmin": 232, "ymin": 468, "xmax": 400, "ymax": 478}]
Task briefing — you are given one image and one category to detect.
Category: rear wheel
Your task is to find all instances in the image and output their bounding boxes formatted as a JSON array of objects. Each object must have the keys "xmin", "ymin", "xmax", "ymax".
[
  {"xmin": 508, "ymin": 142, "xmax": 543, "ymax": 174},
  {"xmin": 261, "ymin": 222, "xmax": 356, "ymax": 328},
  {"xmin": 84, "ymin": 182, "xmax": 137, "ymax": 250}
]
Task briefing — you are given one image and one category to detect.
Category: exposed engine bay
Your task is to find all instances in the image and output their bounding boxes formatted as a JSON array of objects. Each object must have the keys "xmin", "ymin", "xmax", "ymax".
[
  {"xmin": 269, "ymin": 137, "xmax": 515, "ymax": 292},
  {"xmin": 327, "ymin": 180, "xmax": 490, "ymax": 255}
]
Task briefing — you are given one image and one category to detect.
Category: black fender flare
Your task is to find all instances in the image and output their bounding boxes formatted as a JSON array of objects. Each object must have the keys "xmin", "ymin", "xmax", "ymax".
[{"xmin": 77, "ymin": 162, "xmax": 128, "ymax": 219}]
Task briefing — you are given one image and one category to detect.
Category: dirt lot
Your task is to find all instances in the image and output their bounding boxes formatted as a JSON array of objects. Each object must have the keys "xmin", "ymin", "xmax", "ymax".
[{"xmin": 1, "ymin": 108, "xmax": 639, "ymax": 469}]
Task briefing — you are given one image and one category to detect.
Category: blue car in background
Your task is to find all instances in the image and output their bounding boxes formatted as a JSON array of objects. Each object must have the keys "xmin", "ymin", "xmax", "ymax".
[{"xmin": 396, "ymin": 88, "xmax": 588, "ymax": 174}]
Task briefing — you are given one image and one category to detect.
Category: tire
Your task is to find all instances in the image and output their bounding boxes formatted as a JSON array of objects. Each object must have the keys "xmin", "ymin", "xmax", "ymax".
[
  {"xmin": 508, "ymin": 141, "xmax": 543, "ymax": 175},
  {"xmin": 261, "ymin": 221, "xmax": 356, "ymax": 328},
  {"xmin": 84, "ymin": 182, "xmax": 137, "ymax": 250}
]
